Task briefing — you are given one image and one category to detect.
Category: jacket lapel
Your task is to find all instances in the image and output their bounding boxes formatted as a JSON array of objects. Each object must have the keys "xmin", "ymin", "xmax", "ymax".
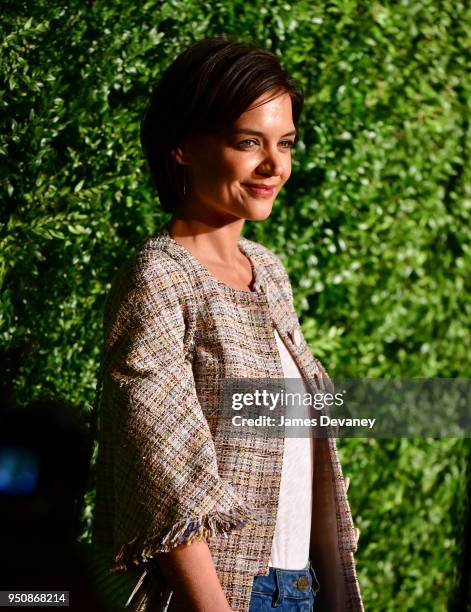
[{"xmin": 268, "ymin": 284, "xmax": 330, "ymax": 395}]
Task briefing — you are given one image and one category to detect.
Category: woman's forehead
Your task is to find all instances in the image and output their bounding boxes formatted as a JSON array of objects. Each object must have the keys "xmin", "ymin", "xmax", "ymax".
[{"xmin": 232, "ymin": 96, "xmax": 295, "ymax": 134}]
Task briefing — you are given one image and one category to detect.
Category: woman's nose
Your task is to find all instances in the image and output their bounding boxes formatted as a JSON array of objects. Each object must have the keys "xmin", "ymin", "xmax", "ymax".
[{"xmin": 258, "ymin": 147, "xmax": 285, "ymax": 177}]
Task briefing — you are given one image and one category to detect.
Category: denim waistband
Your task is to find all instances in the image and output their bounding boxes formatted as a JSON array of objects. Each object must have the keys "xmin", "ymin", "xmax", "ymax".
[{"xmin": 250, "ymin": 559, "xmax": 320, "ymax": 606}]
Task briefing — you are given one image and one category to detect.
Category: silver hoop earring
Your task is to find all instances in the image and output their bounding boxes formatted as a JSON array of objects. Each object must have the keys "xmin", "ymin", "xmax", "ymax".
[{"xmin": 183, "ymin": 167, "xmax": 187, "ymax": 197}]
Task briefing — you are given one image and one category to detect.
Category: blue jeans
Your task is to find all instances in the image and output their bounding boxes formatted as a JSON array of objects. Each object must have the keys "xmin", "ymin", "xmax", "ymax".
[{"xmin": 248, "ymin": 560, "xmax": 320, "ymax": 611}]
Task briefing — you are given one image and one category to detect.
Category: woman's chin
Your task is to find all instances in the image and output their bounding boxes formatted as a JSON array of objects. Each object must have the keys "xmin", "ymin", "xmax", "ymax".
[{"xmin": 245, "ymin": 201, "xmax": 274, "ymax": 221}]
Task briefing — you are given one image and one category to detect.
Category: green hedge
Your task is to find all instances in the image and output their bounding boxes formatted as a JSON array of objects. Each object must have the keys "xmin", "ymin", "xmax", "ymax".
[{"xmin": 1, "ymin": 2, "xmax": 470, "ymax": 610}]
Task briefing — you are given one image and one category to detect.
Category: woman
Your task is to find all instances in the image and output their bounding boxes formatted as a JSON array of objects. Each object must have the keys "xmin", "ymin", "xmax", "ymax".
[{"xmin": 92, "ymin": 36, "xmax": 364, "ymax": 612}]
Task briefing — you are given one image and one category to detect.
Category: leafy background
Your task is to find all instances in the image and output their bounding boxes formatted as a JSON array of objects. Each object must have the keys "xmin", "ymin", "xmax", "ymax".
[{"xmin": 1, "ymin": 1, "xmax": 470, "ymax": 610}]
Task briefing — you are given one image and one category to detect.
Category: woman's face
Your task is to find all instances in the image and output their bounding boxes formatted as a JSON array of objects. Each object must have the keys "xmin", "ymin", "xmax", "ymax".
[{"xmin": 175, "ymin": 89, "xmax": 296, "ymax": 223}]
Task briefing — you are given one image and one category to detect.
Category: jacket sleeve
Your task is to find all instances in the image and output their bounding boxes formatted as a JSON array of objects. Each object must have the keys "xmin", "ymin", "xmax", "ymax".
[{"xmin": 95, "ymin": 250, "xmax": 256, "ymax": 573}]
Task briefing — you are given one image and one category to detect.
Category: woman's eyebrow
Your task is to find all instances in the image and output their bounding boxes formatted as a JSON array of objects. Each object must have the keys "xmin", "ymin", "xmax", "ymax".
[{"xmin": 230, "ymin": 128, "xmax": 297, "ymax": 137}]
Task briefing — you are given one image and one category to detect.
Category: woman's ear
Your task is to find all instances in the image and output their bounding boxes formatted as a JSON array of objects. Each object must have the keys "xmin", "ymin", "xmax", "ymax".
[{"xmin": 171, "ymin": 143, "xmax": 191, "ymax": 166}]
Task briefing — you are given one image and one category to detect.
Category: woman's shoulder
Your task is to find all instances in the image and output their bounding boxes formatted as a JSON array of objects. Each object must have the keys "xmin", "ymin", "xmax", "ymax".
[
  {"xmin": 104, "ymin": 237, "xmax": 195, "ymax": 321},
  {"xmin": 116, "ymin": 235, "xmax": 193, "ymax": 291}
]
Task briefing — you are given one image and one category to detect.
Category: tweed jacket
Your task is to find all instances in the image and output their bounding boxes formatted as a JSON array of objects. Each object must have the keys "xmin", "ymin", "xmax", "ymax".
[{"xmin": 92, "ymin": 225, "xmax": 364, "ymax": 612}]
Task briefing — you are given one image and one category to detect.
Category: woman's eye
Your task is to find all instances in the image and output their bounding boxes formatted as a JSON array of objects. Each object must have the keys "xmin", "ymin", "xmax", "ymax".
[
  {"xmin": 238, "ymin": 139, "xmax": 258, "ymax": 148},
  {"xmin": 238, "ymin": 139, "xmax": 296, "ymax": 149}
]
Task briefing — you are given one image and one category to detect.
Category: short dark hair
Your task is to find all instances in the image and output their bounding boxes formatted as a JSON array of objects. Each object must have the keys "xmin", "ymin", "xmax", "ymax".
[{"xmin": 140, "ymin": 36, "xmax": 304, "ymax": 214}]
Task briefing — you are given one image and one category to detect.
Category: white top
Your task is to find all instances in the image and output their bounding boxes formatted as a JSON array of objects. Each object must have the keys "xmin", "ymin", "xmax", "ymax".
[{"xmin": 268, "ymin": 327, "xmax": 314, "ymax": 570}]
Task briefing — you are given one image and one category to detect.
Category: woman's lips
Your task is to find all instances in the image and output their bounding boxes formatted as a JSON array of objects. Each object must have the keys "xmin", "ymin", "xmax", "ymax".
[{"xmin": 243, "ymin": 184, "xmax": 276, "ymax": 198}]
